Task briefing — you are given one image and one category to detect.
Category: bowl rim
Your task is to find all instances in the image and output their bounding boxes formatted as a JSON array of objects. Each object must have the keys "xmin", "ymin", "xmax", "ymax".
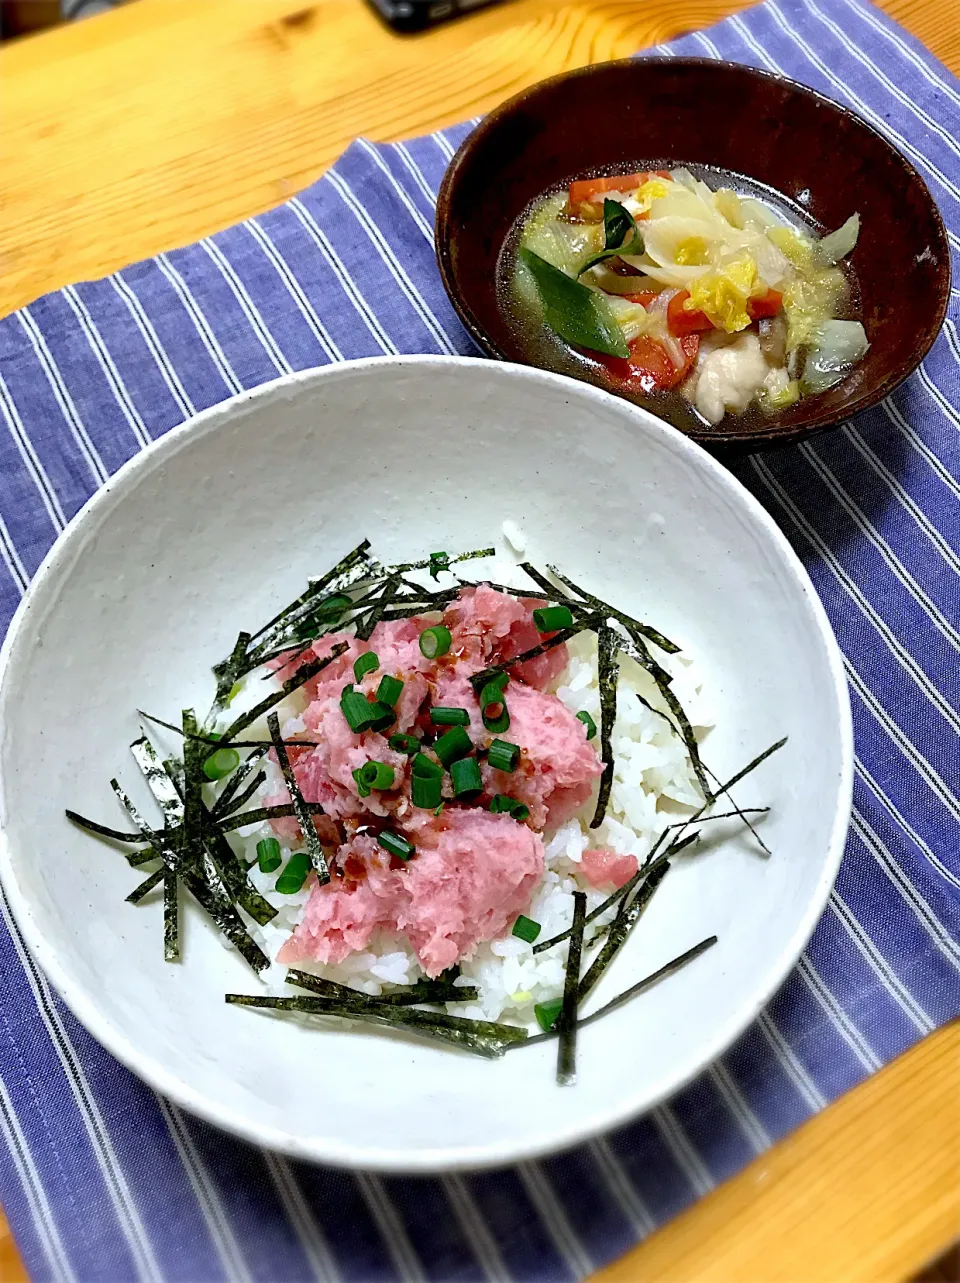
[
  {"xmin": 434, "ymin": 56, "xmax": 952, "ymax": 450},
  {"xmin": 0, "ymin": 355, "xmax": 854, "ymax": 1170}
]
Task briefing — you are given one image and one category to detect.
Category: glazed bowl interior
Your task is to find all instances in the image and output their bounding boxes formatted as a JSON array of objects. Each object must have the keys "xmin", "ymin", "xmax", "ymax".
[
  {"xmin": 436, "ymin": 58, "xmax": 950, "ymax": 450},
  {"xmin": 0, "ymin": 358, "xmax": 851, "ymax": 1170}
]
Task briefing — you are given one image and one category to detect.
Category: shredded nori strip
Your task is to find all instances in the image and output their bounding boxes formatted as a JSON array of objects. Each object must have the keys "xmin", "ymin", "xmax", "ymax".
[
  {"xmin": 456, "ymin": 577, "xmax": 551, "ymax": 601},
  {"xmin": 267, "ymin": 712, "xmax": 330, "ymax": 885},
  {"xmin": 467, "ymin": 616, "xmax": 601, "ymax": 697},
  {"xmin": 213, "ymin": 767, "xmax": 266, "ymax": 819},
  {"xmin": 130, "ymin": 734, "xmax": 182, "ymax": 827},
  {"xmin": 246, "ymin": 540, "xmax": 373, "ymax": 646},
  {"xmin": 225, "ymin": 993, "xmax": 527, "ymax": 1058},
  {"xmin": 137, "ymin": 713, "xmax": 322, "ymax": 750},
  {"xmin": 217, "ymin": 642, "xmax": 349, "ymax": 746},
  {"xmin": 65, "ymin": 809, "xmax": 147, "ymax": 846},
  {"xmin": 211, "ymin": 747, "xmax": 268, "ymax": 817},
  {"xmin": 126, "ymin": 867, "xmax": 165, "ymax": 903},
  {"xmin": 590, "ymin": 624, "xmax": 619, "ymax": 828},
  {"xmin": 578, "ymin": 861, "xmax": 671, "ymax": 1003},
  {"xmin": 557, "ymin": 891, "xmax": 586, "ymax": 1085},
  {"xmin": 354, "ymin": 575, "xmax": 399, "ymax": 643},
  {"xmin": 518, "ymin": 937, "xmax": 718, "ymax": 1049},
  {"xmin": 388, "ymin": 547, "xmax": 495, "ymax": 575},
  {"xmin": 533, "ymin": 829, "xmax": 699, "ymax": 955},
  {"xmin": 163, "ymin": 871, "xmax": 179, "ymax": 961},
  {"xmin": 579, "ymin": 936, "xmax": 718, "ymax": 1026},
  {"xmin": 213, "ymin": 630, "xmax": 252, "ymax": 710},
  {"xmin": 544, "ymin": 564, "xmax": 681, "ymax": 656},
  {"xmin": 216, "ymin": 801, "xmax": 326, "ymax": 833},
  {"xmin": 287, "ymin": 969, "xmax": 478, "ymax": 1006}
]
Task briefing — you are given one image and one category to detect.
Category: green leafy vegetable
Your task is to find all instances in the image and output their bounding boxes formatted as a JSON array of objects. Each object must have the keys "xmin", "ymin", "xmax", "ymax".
[
  {"xmin": 576, "ymin": 198, "xmax": 643, "ymax": 277},
  {"xmin": 518, "ymin": 247, "xmax": 630, "ymax": 359}
]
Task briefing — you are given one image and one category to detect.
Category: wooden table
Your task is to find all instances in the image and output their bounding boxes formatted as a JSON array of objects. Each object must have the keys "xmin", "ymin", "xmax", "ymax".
[{"xmin": 1, "ymin": 2, "xmax": 959, "ymax": 1279}]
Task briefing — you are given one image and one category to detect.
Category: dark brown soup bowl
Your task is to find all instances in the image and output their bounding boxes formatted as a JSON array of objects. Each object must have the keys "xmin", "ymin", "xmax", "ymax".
[{"xmin": 435, "ymin": 58, "xmax": 950, "ymax": 452}]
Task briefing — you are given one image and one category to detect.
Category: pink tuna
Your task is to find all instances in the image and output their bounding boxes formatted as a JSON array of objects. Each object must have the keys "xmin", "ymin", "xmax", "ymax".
[
  {"xmin": 278, "ymin": 808, "xmax": 544, "ymax": 976},
  {"xmin": 580, "ymin": 848, "xmax": 639, "ymax": 890}
]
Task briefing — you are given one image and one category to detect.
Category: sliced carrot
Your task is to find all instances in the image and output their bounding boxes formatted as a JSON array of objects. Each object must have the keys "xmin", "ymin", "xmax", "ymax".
[
  {"xmin": 667, "ymin": 290, "xmax": 714, "ymax": 336},
  {"xmin": 621, "ymin": 291, "xmax": 661, "ymax": 308},
  {"xmin": 594, "ymin": 333, "xmax": 699, "ymax": 394},
  {"xmin": 746, "ymin": 288, "xmax": 783, "ymax": 320},
  {"xmin": 567, "ymin": 169, "xmax": 672, "ymax": 205}
]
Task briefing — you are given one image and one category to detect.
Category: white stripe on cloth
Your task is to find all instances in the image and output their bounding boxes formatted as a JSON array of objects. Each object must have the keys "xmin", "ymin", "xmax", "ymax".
[
  {"xmin": 441, "ymin": 1174, "xmax": 512, "ymax": 1283},
  {"xmin": 199, "ymin": 239, "xmax": 292, "ymax": 376},
  {"xmin": 0, "ymin": 367, "xmax": 67, "ymax": 533},
  {"xmin": 17, "ymin": 310, "xmax": 109, "ymax": 486},
  {"xmin": 323, "ymin": 168, "xmax": 460, "ymax": 356},
  {"xmin": 393, "ymin": 142, "xmax": 438, "ymax": 208},
  {"xmin": 880, "ymin": 396, "xmax": 960, "ymax": 504},
  {"xmin": 287, "ymin": 197, "xmax": 399, "ymax": 356},
  {"xmin": 587, "ymin": 1138, "xmax": 656, "ymax": 1239},
  {"xmin": 517, "ymin": 1161, "xmax": 594, "ymax": 1279},
  {"xmin": 262, "ymin": 1152, "xmax": 341, "ymax": 1283},
  {"xmin": 154, "ymin": 253, "xmax": 244, "ymax": 395},
  {"xmin": 356, "ymin": 139, "xmax": 435, "ymax": 242},
  {"xmin": 649, "ymin": 1105, "xmax": 714, "ymax": 1199},
  {"xmin": 244, "ymin": 218, "xmax": 345, "ymax": 364},
  {"xmin": 755, "ymin": 1010, "xmax": 828, "ymax": 1112},
  {"xmin": 0, "ymin": 1079, "xmax": 78, "ymax": 1283},
  {"xmin": 796, "ymin": 953, "xmax": 882, "ymax": 1072},
  {"xmin": 154, "ymin": 1097, "xmax": 255, "ymax": 1283},
  {"xmin": 62, "ymin": 285, "xmax": 153, "ymax": 451},
  {"xmin": 708, "ymin": 1061, "xmax": 772, "ymax": 1154},
  {"xmin": 827, "ymin": 893, "xmax": 935, "ymax": 1034},
  {"xmin": 0, "ymin": 510, "xmax": 29, "ymax": 593},
  {"xmin": 854, "ymin": 756, "xmax": 960, "ymax": 895},
  {"xmin": 354, "ymin": 1172, "xmax": 426, "ymax": 1283},
  {"xmin": 0, "ymin": 889, "xmax": 164, "ymax": 1283},
  {"xmin": 840, "ymin": 0, "xmax": 960, "ymax": 111},
  {"xmin": 108, "ymin": 273, "xmax": 196, "ymax": 419}
]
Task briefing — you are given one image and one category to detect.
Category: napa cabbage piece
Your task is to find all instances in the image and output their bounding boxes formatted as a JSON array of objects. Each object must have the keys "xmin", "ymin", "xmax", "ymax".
[
  {"xmin": 801, "ymin": 320, "xmax": 869, "ymax": 394},
  {"xmin": 684, "ymin": 253, "xmax": 760, "ymax": 333},
  {"xmin": 520, "ymin": 193, "xmax": 604, "ymax": 276},
  {"xmin": 782, "ymin": 267, "xmax": 848, "ymax": 350},
  {"xmin": 815, "ymin": 213, "xmax": 860, "ymax": 266}
]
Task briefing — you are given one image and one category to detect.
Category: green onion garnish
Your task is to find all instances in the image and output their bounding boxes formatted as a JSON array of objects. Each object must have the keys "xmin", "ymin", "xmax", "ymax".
[
  {"xmin": 295, "ymin": 593, "xmax": 352, "ymax": 640},
  {"xmin": 535, "ymin": 998, "xmax": 563, "ymax": 1032},
  {"xmin": 341, "ymin": 688, "xmax": 376, "ymax": 733},
  {"xmin": 412, "ymin": 752, "xmax": 443, "ymax": 779},
  {"xmin": 430, "ymin": 707, "xmax": 470, "ymax": 726},
  {"xmin": 378, "ymin": 831, "xmax": 414, "ymax": 861},
  {"xmin": 353, "ymin": 652, "xmax": 380, "ymax": 682},
  {"xmin": 576, "ymin": 710, "xmax": 598, "ymax": 740},
  {"xmin": 419, "ymin": 625, "xmax": 452, "ymax": 659},
  {"xmin": 489, "ymin": 794, "xmax": 530, "ymax": 823},
  {"xmin": 359, "ymin": 761, "xmax": 395, "ymax": 790},
  {"xmin": 202, "ymin": 747, "xmax": 240, "ymax": 781},
  {"xmin": 450, "ymin": 756, "xmax": 482, "ymax": 799},
  {"xmin": 434, "ymin": 726, "xmax": 472, "ymax": 767},
  {"xmin": 366, "ymin": 701, "xmax": 396, "ymax": 733},
  {"xmin": 411, "ymin": 773, "xmax": 443, "ymax": 809},
  {"xmin": 256, "ymin": 837, "xmax": 282, "ymax": 873},
  {"xmin": 428, "ymin": 551, "xmax": 450, "ymax": 579},
  {"xmin": 512, "ymin": 914, "xmax": 541, "ymax": 943},
  {"xmin": 275, "ymin": 852, "xmax": 311, "ymax": 894},
  {"xmin": 479, "ymin": 680, "xmax": 510, "ymax": 734},
  {"xmin": 533, "ymin": 605, "xmax": 574, "ymax": 632},
  {"xmin": 388, "ymin": 732, "xmax": 420, "ymax": 755},
  {"xmin": 487, "ymin": 739, "xmax": 520, "ymax": 772},
  {"xmin": 376, "ymin": 674, "xmax": 404, "ymax": 707},
  {"xmin": 352, "ymin": 766, "xmax": 371, "ymax": 798}
]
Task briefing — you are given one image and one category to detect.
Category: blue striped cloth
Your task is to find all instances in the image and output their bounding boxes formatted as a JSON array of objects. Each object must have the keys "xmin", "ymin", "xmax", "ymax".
[{"xmin": 1, "ymin": 0, "xmax": 958, "ymax": 1278}]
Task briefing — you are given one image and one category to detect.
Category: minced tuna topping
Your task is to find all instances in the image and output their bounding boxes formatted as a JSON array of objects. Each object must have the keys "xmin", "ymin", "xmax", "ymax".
[{"xmin": 269, "ymin": 586, "xmax": 602, "ymax": 976}]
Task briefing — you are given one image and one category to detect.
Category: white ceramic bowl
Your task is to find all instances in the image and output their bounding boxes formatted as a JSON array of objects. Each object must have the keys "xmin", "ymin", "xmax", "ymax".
[{"xmin": 0, "ymin": 357, "xmax": 851, "ymax": 1171}]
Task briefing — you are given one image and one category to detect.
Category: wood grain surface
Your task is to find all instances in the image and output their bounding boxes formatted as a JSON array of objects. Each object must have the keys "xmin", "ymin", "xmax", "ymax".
[{"xmin": 1, "ymin": 1, "xmax": 959, "ymax": 1279}]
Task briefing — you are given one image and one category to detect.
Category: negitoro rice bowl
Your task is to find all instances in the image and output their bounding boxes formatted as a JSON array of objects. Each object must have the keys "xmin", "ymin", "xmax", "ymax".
[{"xmin": 70, "ymin": 534, "xmax": 782, "ymax": 1084}]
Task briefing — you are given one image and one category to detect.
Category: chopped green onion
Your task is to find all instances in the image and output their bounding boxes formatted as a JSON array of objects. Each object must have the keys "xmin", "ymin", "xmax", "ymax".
[
  {"xmin": 487, "ymin": 739, "xmax": 520, "ymax": 772},
  {"xmin": 352, "ymin": 766, "xmax": 371, "ymax": 798},
  {"xmin": 376, "ymin": 674, "xmax": 404, "ymax": 707},
  {"xmin": 359, "ymin": 761, "xmax": 395, "ymax": 790},
  {"xmin": 354, "ymin": 651, "xmax": 380, "ymax": 682},
  {"xmin": 227, "ymin": 681, "xmax": 243, "ymax": 705},
  {"xmin": 480, "ymin": 680, "xmax": 510, "ymax": 733},
  {"xmin": 275, "ymin": 852, "xmax": 311, "ymax": 893},
  {"xmin": 411, "ymin": 773, "xmax": 443, "ymax": 809},
  {"xmin": 434, "ymin": 726, "xmax": 472, "ymax": 767},
  {"xmin": 256, "ymin": 837, "xmax": 282, "ymax": 873},
  {"xmin": 576, "ymin": 710, "xmax": 598, "ymax": 740},
  {"xmin": 378, "ymin": 831, "xmax": 415, "ymax": 861},
  {"xmin": 419, "ymin": 625, "xmax": 452, "ymax": 659},
  {"xmin": 533, "ymin": 605, "xmax": 574, "ymax": 632},
  {"xmin": 341, "ymin": 689, "xmax": 376, "ymax": 733},
  {"xmin": 412, "ymin": 752, "xmax": 443, "ymax": 779},
  {"xmin": 366, "ymin": 701, "xmax": 396, "ymax": 733},
  {"xmin": 428, "ymin": 551, "xmax": 450, "ymax": 579},
  {"xmin": 489, "ymin": 794, "xmax": 530, "ymax": 823},
  {"xmin": 203, "ymin": 747, "xmax": 240, "ymax": 781},
  {"xmin": 534, "ymin": 998, "xmax": 563, "ymax": 1032},
  {"xmin": 430, "ymin": 707, "xmax": 470, "ymax": 726},
  {"xmin": 512, "ymin": 914, "xmax": 541, "ymax": 943},
  {"xmin": 296, "ymin": 593, "xmax": 352, "ymax": 639},
  {"xmin": 388, "ymin": 732, "xmax": 420, "ymax": 756},
  {"xmin": 450, "ymin": 756, "xmax": 482, "ymax": 798}
]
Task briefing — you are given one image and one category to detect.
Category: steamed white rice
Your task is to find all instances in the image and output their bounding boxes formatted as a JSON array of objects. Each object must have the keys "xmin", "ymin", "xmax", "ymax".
[{"xmin": 213, "ymin": 618, "xmax": 711, "ymax": 1034}]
